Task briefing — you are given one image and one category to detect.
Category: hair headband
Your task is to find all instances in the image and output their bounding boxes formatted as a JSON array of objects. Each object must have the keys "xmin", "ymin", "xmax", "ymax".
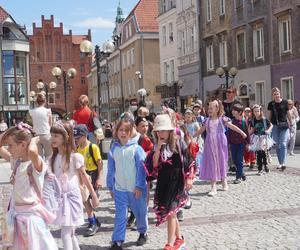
[{"xmin": 16, "ymin": 122, "xmax": 34, "ymax": 135}]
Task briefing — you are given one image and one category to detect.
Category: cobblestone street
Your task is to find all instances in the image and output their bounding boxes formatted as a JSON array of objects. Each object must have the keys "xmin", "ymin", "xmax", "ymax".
[{"xmin": 1, "ymin": 152, "xmax": 300, "ymax": 249}]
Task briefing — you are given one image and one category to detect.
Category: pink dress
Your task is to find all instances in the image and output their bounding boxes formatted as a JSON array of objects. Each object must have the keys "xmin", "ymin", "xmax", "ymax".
[
  {"xmin": 199, "ymin": 117, "xmax": 228, "ymax": 181},
  {"xmin": 51, "ymin": 152, "xmax": 84, "ymax": 226},
  {"xmin": 9, "ymin": 158, "xmax": 58, "ymax": 250}
]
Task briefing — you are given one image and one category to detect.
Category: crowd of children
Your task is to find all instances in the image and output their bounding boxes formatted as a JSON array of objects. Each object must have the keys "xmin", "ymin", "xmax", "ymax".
[{"xmin": 0, "ymin": 86, "xmax": 294, "ymax": 250}]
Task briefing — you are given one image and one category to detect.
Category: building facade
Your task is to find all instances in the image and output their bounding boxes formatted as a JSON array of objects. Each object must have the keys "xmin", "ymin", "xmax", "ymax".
[
  {"xmin": 156, "ymin": 0, "xmax": 180, "ymax": 110},
  {"xmin": 176, "ymin": 0, "xmax": 201, "ymax": 109},
  {"xmin": 0, "ymin": 7, "xmax": 30, "ymax": 126},
  {"xmin": 106, "ymin": 0, "xmax": 161, "ymax": 119},
  {"xmin": 270, "ymin": 0, "xmax": 300, "ymax": 102},
  {"xmin": 29, "ymin": 15, "xmax": 91, "ymax": 117}
]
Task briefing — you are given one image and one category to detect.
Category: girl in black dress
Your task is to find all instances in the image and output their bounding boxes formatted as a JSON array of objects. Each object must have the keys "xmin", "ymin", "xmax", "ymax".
[{"xmin": 145, "ymin": 114, "xmax": 194, "ymax": 250}]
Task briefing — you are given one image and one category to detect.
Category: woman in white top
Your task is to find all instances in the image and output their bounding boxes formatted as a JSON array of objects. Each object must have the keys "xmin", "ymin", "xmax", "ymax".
[
  {"xmin": 287, "ymin": 99, "xmax": 299, "ymax": 156},
  {"xmin": 29, "ymin": 93, "xmax": 52, "ymax": 159}
]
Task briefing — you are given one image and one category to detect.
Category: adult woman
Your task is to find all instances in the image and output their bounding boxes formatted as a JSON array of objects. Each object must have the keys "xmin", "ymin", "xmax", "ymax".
[
  {"xmin": 287, "ymin": 99, "xmax": 299, "ymax": 156},
  {"xmin": 222, "ymin": 87, "xmax": 241, "ymax": 119},
  {"xmin": 29, "ymin": 93, "xmax": 52, "ymax": 159},
  {"xmin": 73, "ymin": 95, "xmax": 97, "ymax": 143},
  {"xmin": 267, "ymin": 88, "xmax": 291, "ymax": 170}
]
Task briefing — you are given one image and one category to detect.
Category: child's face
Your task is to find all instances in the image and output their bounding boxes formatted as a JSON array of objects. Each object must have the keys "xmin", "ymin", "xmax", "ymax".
[
  {"xmin": 51, "ymin": 133, "xmax": 64, "ymax": 148},
  {"xmin": 74, "ymin": 135, "xmax": 87, "ymax": 147},
  {"xmin": 244, "ymin": 110, "xmax": 251, "ymax": 117},
  {"xmin": 193, "ymin": 107, "xmax": 200, "ymax": 115},
  {"xmin": 117, "ymin": 124, "xmax": 132, "ymax": 145},
  {"xmin": 232, "ymin": 110, "xmax": 242, "ymax": 119},
  {"xmin": 7, "ymin": 136, "xmax": 27, "ymax": 159},
  {"xmin": 156, "ymin": 130, "xmax": 170, "ymax": 142},
  {"xmin": 208, "ymin": 102, "xmax": 218, "ymax": 117},
  {"xmin": 137, "ymin": 121, "xmax": 148, "ymax": 135},
  {"xmin": 253, "ymin": 108, "xmax": 261, "ymax": 118},
  {"xmin": 184, "ymin": 113, "xmax": 193, "ymax": 123}
]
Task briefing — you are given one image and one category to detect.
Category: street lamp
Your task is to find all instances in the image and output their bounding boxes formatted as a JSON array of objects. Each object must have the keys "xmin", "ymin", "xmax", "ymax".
[
  {"xmin": 80, "ymin": 39, "xmax": 114, "ymax": 120},
  {"xmin": 216, "ymin": 67, "xmax": 238, "ymax": 89},
  {"xmin": 29, "ymin": 91, "xmax": 36, "ymax": 108},
  {"xmin": 51, "ymin": 66, "xmax": 76, "ymax": 116},
  {"xmin": 36, "ymin": 80, "xmax": 57, "ymax": 107}
]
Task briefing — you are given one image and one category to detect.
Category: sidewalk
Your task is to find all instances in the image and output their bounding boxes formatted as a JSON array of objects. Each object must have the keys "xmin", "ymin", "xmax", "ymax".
[{"xmin": 1, "ymin": 152, "xmax": 300, "ymax": 249}]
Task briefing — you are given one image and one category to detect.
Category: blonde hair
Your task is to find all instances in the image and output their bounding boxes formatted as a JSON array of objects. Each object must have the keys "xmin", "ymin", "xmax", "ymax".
[
  {"xmin": 79, "ymin": 95, "xmax": 89, "ymax": 107},
  {"xmin": 209, "ymin": 100, "xmax": 224, "ymax": 117},
  {"xmin": 1, "ymin": 126, "xmax": 33, "ymax": 145},
  {"xmin": 252, "ymin": 104, "xmax": 264, "ymax": 119}
]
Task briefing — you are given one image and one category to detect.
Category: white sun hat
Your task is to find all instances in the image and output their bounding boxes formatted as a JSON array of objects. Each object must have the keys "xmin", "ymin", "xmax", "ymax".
[{"xmin": 153, "ymin": 114, "xmax": 175, "ymax": 131}]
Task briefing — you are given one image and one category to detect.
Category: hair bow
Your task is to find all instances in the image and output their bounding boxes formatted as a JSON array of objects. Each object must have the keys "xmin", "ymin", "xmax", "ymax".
[{"xmin": 16, "ymin": 122, "xmax": 33, "ymax": 135}]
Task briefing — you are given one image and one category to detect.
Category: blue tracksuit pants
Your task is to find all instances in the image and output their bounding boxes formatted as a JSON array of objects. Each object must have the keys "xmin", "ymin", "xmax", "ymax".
[{"xmin": 112, "ymin": 188, "xmax": 148, "ymax": 242}]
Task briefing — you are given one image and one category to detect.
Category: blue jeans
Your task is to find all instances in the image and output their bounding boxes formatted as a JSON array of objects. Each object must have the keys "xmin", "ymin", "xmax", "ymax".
[
  {"xmin": 272, "ymin": 125, "xmax": 289, "ymax": 165},
  {"xmin": 231, "ymin": 143, "xmax": 245, "ymax": 179}
]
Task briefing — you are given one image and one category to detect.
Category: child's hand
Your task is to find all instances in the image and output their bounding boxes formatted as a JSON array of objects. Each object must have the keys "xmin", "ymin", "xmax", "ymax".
[
  {"xmin": 185, "ymin": 178, "xmax": 193, "ymax": 191},
  {"xmin": 241, "ymin": 132, "xmax": 247, "ymax": 139},
  {"xmin": 91, "ymin": 193, "xmax": 99, "ymax": 208},
  {"xmin": 28, "ymin": 136, "xmax": 39, "ymax": 156},
  {"xmin": 96, "ymin": 178, "xmax": 103, "ymax": 189},
  {"xmin": 134, "ymin": 188, "xmax": 142, "ymax": 199}
]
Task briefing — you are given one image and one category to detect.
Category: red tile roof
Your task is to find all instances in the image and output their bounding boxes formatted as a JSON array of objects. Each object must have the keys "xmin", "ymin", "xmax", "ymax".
[
  {"xmin": 127, "ymin": 0, "xmax": 158, "ymax": 33},
  {"xmin": 0, "ymin": 6, "xmax": 10, "ymax": 23},
  {"xmin": 72, "ymin": 35, "xmax": 88, "ymax": 45}
]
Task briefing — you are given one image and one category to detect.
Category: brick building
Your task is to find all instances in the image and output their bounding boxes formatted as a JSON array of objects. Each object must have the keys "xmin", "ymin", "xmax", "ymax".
[{"xmin": 29, "ymin": 15, "xmax": 91, "ymax": 117}]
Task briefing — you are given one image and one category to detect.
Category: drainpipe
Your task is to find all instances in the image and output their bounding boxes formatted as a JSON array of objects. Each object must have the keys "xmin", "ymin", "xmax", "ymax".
[
  {"xmin": 140, "ymin": 32, "xmax": 145, "ymax": 89},
  {"xmin": 0, "ymin": 22, "xmax": 3, "ymax": 117},
  {"xmin": 196, "ymin": 0, "xmax": 204, "ymax": 103}
]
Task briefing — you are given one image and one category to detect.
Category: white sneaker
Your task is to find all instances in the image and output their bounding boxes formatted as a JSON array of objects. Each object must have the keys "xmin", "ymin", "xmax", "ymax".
[
  {"xmin": 289, "ymin": 152, "xmax": 295, "ymax": 156},
  {"xmin": 208, "ymin": 190, "xmax": 217, "ymax": 196},
  {"xmin": 276, "ymin": 165, "xmax": 282, "ymax": 169},
  {"xmin": 258, "ymin": 170, "xmax": 264, "ymax": 176}
]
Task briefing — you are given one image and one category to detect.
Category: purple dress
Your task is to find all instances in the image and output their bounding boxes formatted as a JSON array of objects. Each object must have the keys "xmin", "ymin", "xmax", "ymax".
[{"xmin": 200, "ymin": 117, "xmax": 228, "ymax": 181}]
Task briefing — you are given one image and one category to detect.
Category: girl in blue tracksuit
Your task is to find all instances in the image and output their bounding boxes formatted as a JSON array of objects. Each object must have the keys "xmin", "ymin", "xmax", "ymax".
[{"xmin": 106, "ymin": 115, "xmax": 148, "ymax": 250}]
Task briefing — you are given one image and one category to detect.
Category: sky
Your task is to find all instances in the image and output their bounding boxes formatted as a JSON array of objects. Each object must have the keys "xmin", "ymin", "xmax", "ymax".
[{"xmin": 1, "ymin": 0, "xmax": 139, "ymax": 45}]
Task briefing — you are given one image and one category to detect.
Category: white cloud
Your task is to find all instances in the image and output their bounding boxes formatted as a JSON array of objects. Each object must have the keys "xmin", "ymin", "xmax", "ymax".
[{"xmin": 74, "ymin": 17, "xmax": 114, "ymax": 29}]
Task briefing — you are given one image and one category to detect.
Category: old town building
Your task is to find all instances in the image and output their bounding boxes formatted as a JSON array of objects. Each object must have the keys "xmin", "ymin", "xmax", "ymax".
[{"xmin": 29, "ymin": 15, "xmax": 91, "ymax": 117}]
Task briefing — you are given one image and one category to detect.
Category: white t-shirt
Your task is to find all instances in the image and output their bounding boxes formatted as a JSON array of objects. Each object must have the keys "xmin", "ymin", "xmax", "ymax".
[
  {"xmin": 29, "ymin": 106, "xmax": 51, "ymax": 135},
  {"xmin": 51, "ymin": 153, "xmax": 84, "ymax": 181},
  {"xmin": 12, "ymin": 157, "xmax": 46, "ymax": 205}
]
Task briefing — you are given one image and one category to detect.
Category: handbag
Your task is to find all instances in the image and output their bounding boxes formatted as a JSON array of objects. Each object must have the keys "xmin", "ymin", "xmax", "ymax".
[{"xmin": 89, "ymin": 111, "xmax": 105, "ymax": 140}]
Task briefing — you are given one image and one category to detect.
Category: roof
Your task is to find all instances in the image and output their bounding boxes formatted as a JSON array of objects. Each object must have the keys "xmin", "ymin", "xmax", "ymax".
[
  {"xmin": 0, "ymin": 6, "xmax": 10, "ymax": 23},
  {"xmin": 72, "ymin": 35, "xmax": 88, "ymax": 45},
  {"xmin": 127, "ymin": 0, "xmax": 158, "ymax": 33}
]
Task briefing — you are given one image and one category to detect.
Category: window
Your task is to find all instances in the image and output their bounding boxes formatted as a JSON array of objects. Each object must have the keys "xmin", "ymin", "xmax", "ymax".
[
  {"xmin": 48, "ymin": 93, "xmax": 55, "ymax": 105},
  {"xmin": 182, "ymin": 31, "xmax": 186, "ymax": 55},
  {"xmin": 281, "ymin": 77, "xmax": 294, "ymax": 100},
  {"xmin": 219, "ymin": 36, "xmax": 227, "ymax": 67},
  {"xmin": 235, "ymin": 0, "xmax": 243, "ymax": 9},
  {"xmin": 190, "ymin": 25, "xmax": 195, "ymax": 52},
  {"xmin": 127, "ymin": 51, "xmax": 130, "ymax": 68},
  {"xmin": 169, "ymin": 22, "xmax": 174, "ymax": 42},
  {"xmin": 162, "ymin": 0, "xmax": 167, "ymax": 12},
  {"xmin": 80, "ymin": 64, "xmax": 85, "ymax": 73},
  {"xmin": 279, "ymin": 18, "xmax": 292, "ymax": 54},
  {"xmin": 236, "ymin": 32, "xmax": 246, "ymax": 64},
  {"xmin": 220, "ymin": 0, "xmax": 225, "ymax": 15},
  {"xmin": 255, "ymin": 81, "xmax": 265, "ymax": 106},
  {"xmin": 170, "ymin": 59, "xmax": 175, "ymax": 82},
  {"xmin": 81, "ymin": 77, "xmax": 85, "ymax": 85},
  {"xmin": 3, "ymin": 51, "xmax": 14, "ymax": 76},
  {"xmin": 206, "ymin": 44, "xmax": 214, "ymax": 71},
  {"xmin": 129, "ymin": 24, "xmax": 132, "ymax": 37},
  {"xmin": 253, "ymin": 27, "xmax": 264, "ymax": 60},
  {"xmin": 15, "ymin": 53, "xmax": 26, "ymax": 76},
  {"xmin": 162, "ymin": 26, "xmax": 167, "ymax": 46},
  {"xmin": 123, "ymin": 54, "xmax": 127, "ymax": 69},
  {"xmin": 126, "ymin": 26, "xmax": 129, "ymax": 39},
  {"xmin": 127, "ymin": 80, "xmax": 131, "ymax": 96},
  {"xmin": 131, "ymin": 48, "xmax": 135, "ymax": 65},
  {"xmin": 163, "ymin": 62, "xmax": 169, "ymax": 83},
  {"xmin": 206, "ymin": 0, "xmax": 212, "ymax": 22}
]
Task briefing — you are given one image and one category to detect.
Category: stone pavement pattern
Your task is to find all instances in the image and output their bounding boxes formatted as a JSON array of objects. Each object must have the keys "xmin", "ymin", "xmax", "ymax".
[{"xmin": 1, "ymin": 152, "xmax": 300, "ymax": 249}]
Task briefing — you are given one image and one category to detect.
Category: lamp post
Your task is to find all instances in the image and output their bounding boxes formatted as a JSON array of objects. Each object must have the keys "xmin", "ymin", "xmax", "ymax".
[
  {"xmin": 29, "ymin": 91, "xmax": 36, "ymax": 108},
  {"xmin": 51, "ymin": 66, "xmax": 76, "ymax": 116},
  {"xmin": 216, "ymin": 67, "xmax": 238, "ymax": 89},
  {"xmin": 36, "ymin": 80, "xmax": 57, "ymax": 107},
  {"xmin": 80, "ymin": 40, "xmax": 114, "ymax": 120}
]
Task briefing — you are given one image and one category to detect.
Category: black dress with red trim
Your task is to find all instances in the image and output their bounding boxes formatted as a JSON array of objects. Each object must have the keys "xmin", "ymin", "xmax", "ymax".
[{"xmin": 144, "ymin": 140, "xmax": 195, "ymax": 226}]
